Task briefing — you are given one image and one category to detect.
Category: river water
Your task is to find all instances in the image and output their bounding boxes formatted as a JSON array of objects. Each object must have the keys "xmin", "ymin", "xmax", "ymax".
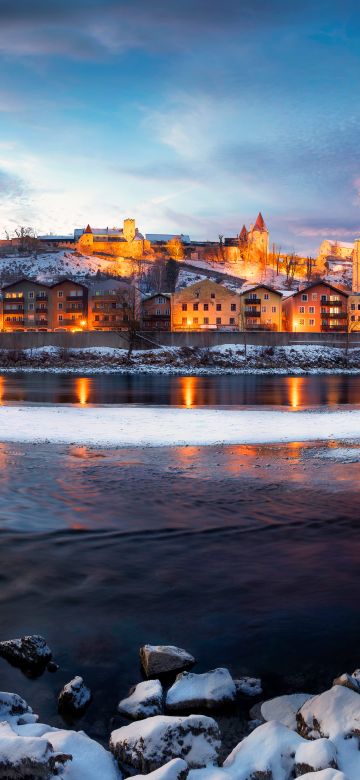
[{"xmin": 0, "ymin": 373, "xmax": 359, "ymax": 748}]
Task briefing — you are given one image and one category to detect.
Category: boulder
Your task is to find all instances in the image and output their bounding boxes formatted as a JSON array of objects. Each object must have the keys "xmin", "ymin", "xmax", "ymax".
[
  {"xmin": 42, "ymin": 727, "xmax": 121, "ymax": 780},
  {"xmin": 118, "ymin": 680, "xmax": 163, "ymax": 720},
  {"xmin": 0, "ymin": 691, "xmax": 37, "ymax": 726},
  {"xmin": 58, "ymin": 676, "xmax": 91, "ymax": 713},
  {"xmin": 110, "ymin": 714, "xmax": 221, "ymax": 772},
  {"xmin": 131, "ymin": 758, "xmax": 189, "ymax": 780},
  {"xmin": 234, "ymin": 677, "xmax": 262, "ymax": 697},
  {"xmin": 0, "ymin": 635, "xmax": 52, "ymax": 670},
  {"xmin": 140, "ymin": 645, "xmax": 195, "ymax": 677},
  {"xmin": 294, "ymin": 737, "xmax": 338, "ymax": 776},
  {"xmin": 0, "ymin": 721, "xmax": 71, "ymax": 779},
  {"xmin": 223, "ymin": 720, "xmax": 303, "ymax": 779},
  {"xmin": 166, "ymin": 669, "xmax": 236, "ymax": 711},
  {"xmin": 297, "ymin": 685, "xmax": 360, "ymax": 739},
  {"xmin": 261, "ymin": 693, "xmax": 313, "ymax": 731},
  {"xmin": 333, "ymin": 673, "xmax": 360, "ymax": 694},
  {"xmin": 298, "ymin": 772, "xmax": 348, "ymax": 780}
]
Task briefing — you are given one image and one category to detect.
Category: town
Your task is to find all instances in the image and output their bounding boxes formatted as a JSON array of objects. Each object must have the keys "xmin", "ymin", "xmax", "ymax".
[{"xmin": 0, "ymin": 213, "xmax": 360, "ymax": 334}]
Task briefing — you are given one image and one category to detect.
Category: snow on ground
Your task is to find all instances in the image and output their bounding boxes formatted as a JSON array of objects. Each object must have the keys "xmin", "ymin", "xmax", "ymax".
[
  {"xmin": 1, "ymin": 406, "xmax": 360, "ymax": 446},
  {"xmin": 0, "ymin": 249, "xmax": 130, "ymax": 281}
]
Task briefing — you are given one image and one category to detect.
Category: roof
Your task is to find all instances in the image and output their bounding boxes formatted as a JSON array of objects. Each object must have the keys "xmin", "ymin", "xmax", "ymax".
[
  {"xmin": 38, "ymin": 235, "xmax": 74, "ymax": 241},
  {"xmin": 241, "ymin": 283, "xmax": 283, "ymax": 297},
  {"xmin": 291, "ymin": 281, "xmax": 349, "ymax": 297},
  {"xmin": 143, "ymin": 293, "xmax": 171, "ymax": 301},
  {"xmin": 239, "ymin": 225, "xmax": 248, "ymax": 240},
  {"xmin": 252, "ymin": 212, "xmax": 267, "ymax": 232},
  {"xmin": 146, "ymin": 233, "xmax": 191, "ymax": 244}
]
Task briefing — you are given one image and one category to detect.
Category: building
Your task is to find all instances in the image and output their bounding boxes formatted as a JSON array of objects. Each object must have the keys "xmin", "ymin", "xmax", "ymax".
[
  {"xmin": 38, "ymin": 235, "xmax": 75, "ymax": 248},
  {"xmin": 77, "ymin": 218, "xmax": 151, "ymax": 258},
  {"xmin": 1, "ymin": 278, "xmax": 88, "ymax": 331},
  {"xmin": 240, "ymin": 284, "xmax": 283, "ymax": 331},
  {"xmin": 146, "ymin": 233, "xmax": 190, "ymax": 245},
  {"xmin": 224, "ymin": 212, "xmax": 269, "ymax": 263},
  {"xmin": 142, "ymin": 294, "xmax": 171, "ymax": 330},
  {"xmin": 282, "ymin": 282, "xmax": 349, "ymax": 333},
  {"xmin": 171, "ymin": 280, "xmax": 240, "ymax": 330},
  {"xmin": 89, "ymin": 279, "xmax": 137, "ymax": 331}
]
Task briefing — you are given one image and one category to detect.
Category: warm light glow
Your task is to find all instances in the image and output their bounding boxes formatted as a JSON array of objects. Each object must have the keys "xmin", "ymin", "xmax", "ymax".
[
  {"xmin": 0, "ymin": 376, "xmax": 4, "ymax": 406},
  {"xmin": 180, "ymin": 376, "xmax": 199, "ymax": 408},
  {"xmin": 80, "ymin": 319, "xmax": 87, "ymax": 327},
  {"xmin": 187, "ymin": 318, "xmax": 192, "ymax": 326},
  {"xmin": 76, "ymin": 377, "xmax": 90, "ymax": 406},
  {"xmin": 288, "ymin": 376, "xmax": 304, "ymax": 408}
]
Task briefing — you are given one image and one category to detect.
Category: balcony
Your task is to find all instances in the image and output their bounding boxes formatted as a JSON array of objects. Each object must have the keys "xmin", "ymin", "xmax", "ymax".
[
  {"xmin": 244, "ymin": 297, "xmax": 261, "ymax": 305},
  {"xmin": 244, "ymin": 309, "xmax": 261, "ymax": 317},
  {"xmin": 66, "ymin": 295, "xmax": 83, "ymax": 301},
  {"xmin": 3, "ymin": 305, "xmax": 24, "ymax": 313},
  {"xmin": 4, "ymin": 295, "xmax": 23, "ymax": 301},
  {"xmin": 36, "ymin": 307, "xmax": 48, "ymax": 313},
  {"xmin": 35, "ymin": 320, "xmax": 48, "ymax": 327},
  {"xmin": 320, "ymin": 299, "xmax": 343, "ymax": 306},
  {"xmin": 322, "ymin": 325, "xmax": 346, "ymax": 332},
  {"xmin": 323, "ymin": 312, "xmax": 347, "ymax": 319},
  {"xmin": 35, "ymin": 294, "xmax": 48, "ymax": 301},
  {"xmin": 65, "ymin": 307, "xmax": 83, "ymax": 313}
]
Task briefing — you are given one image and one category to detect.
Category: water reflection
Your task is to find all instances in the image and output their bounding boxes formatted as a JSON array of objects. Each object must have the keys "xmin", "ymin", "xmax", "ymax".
[{"xmin": 0, "ymin": 373, "xmax": 359, "ymax": 407}]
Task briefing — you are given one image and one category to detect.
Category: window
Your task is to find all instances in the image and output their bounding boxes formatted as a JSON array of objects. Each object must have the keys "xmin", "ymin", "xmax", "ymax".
[
  {"xmin": 309, "ymin": 319, "xmax": 315, "ymax": 326},
  {"xmin": 216, "ymin": 317, "xmax": 221, "ymax": 324},
  {"xmin": 262, "ymin": 306, "xmax": 267, "ymax": 312},
  {"xmin": 210, "ymin": 293, "xmax": 215, "ymax": 299},
  {"xmin": 156, "ymin": 309, "xmax": 161, "ymax": 315},
  {"xmin": 71, "ymin": 314, "xmax": 76, "ymax": 321},
  {"xmin": 165, "ymin": 308, "xmax": 170, "ymax": 315},
  {"xmin": 29, "ymin": 292, "xmax": 34, "ymax": 299},
  {"xmin": 229, "ymin": 317, "xmax": 235, "ymax": 325},
  {"xmin": 299, "ymin": 306, "xmax": 305, "ymax": 313},
  {"xmin": 203, "ymin": 317, "xmax": 209, "ymax": 325},
  {"xmin": 70, "ymin": 290, "xmax": 82, "ymax": 297},
  {"xmin": 272, "ymin": 306, "xmax": 277, "ymax": 313},
  {"xmin": 358, "ymin": 304, "xmax": 360, "ymax": 311},
  {"xmin": 216, "ymin": 303, "xmax": 222, "ymax": 311},
  {"xmin": 301, "ymin": 294, "xmax": 308, "ymax": 301},
  {"xmin": 182, "ymin": 317, "xmax": 187, "ymax": 325},
  {"xmin": 309, "ymin": 306, "xmax": 315, "ymax": 314},
  {"xmin": 193, "ymin": 317, "xmax": 198, "ymax": 325},
  {"xmin": 94, "ymin": 315, "xmax": 99, "ymax": 322},
  {"xmin": 193, "ymin": 303, "xmax": 198, "ymax": 311},
  {"xmin": 29, "ymin": 303, "xmax": 34, "ymax": 311},
  {"xmin": 195, "ymin": 291, "xmax": 199, "ymax": 298},
  {"xmin": 321, "ymin": 295, "xmax": 327, "ymax": 302},
  {"xmin": 204, "ymin": 303, "xmax": 209, "ymax": 311},
  {"xmin": 312, "ymin": 293, "xmax": 317, "ymax": 300},
  {"xmin": 182, "ymin": 303, "xmax": 187, "ymax": 311},
  {"xmin": 58, "ymin": 315, "xmax": 63, "ymax": 321},
  {"xmin": 264, "ymin": 293, "xmax": 269, "ymax": 300},
  {"xmin": 58, "ymin": 291, "xmax": 63, "ymax": 298},
  {"xmin": 231, "ymin": 303, "xmax": 236, "ymax": 311},
  {"xmin": 27, "ymin": 314, "xmax": 34, "ymax": 321},
  {"xmin": 299, "ymin": 318, "xmax": 305, "ymax": 325}
]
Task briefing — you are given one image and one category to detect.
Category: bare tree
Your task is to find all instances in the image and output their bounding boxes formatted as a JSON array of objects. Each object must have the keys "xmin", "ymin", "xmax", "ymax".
[{"xmin": 166, "ymin": 237, "xmax": 184, "ymax": 261}]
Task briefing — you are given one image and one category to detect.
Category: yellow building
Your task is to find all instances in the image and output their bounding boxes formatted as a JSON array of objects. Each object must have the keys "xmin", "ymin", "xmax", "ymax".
[
  {"xmin": 240, "ymin": 284, "xmax": 282, "ymax": 331},
  {"xmin": 77, "ymin": 218, "xmax": 151, "ymax": 258},
  {"xmin": 171, "ymin": 279, "xmax": 240, "ymax": 330},
  {"xmin": 348, "ymin": 293, "xmax": 360, "ymax": 330}
]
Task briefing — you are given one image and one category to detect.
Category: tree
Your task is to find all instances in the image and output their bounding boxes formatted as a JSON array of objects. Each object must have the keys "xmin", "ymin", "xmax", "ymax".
[
  {"xmin": 306, "ymin": 255, "xmax": 315, "ymax": 282},
  {"xmin": 284, "ymin": 253, "xmax": 300, "ymax": 288},
  {"xmin": 165, "ymin": 258, "xmax": 179, "ymax": 292},
  {"xmin": 111, "ymin": 284, "xmax": 142, "ymax": 360},
  {"xmin": 14, "ymin": 227, "xmax": 39, "ymax": 253},
  {"xmin": 166, "ymin": 237, "xmax": 184, "ymax": 261}
]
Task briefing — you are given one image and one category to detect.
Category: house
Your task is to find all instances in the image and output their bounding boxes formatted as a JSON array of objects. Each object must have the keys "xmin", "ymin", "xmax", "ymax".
[
  {"xmin": 282, "ymin": 282, "xmax": 349, "ymax": 332},
  {"xmin": 171, "ymin": 280, "xmax": 240, "ymax": 331},
  {"xmin": 240, "ymin": 284, "xmax": 283, "ymax": 331},
  {"xmin": 142, "ymin": 294, "xmax": 171, "ymax": 331},
  {"xmin": 88, "ymin": 279, "xmax": 137, "ymax": 331},
  {"xmin": 77, "ymin": 218, "xmax": 151, "ymax": 258},
  {"xmin": 1, "ymin": 278, "xmax": 88, "ymax": 331}
]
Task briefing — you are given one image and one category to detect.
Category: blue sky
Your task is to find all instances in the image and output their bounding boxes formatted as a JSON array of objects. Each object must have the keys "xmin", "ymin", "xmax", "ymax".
[{"xmin": 0, "ymin": 0, "xmax": 360, "ymax": 253}]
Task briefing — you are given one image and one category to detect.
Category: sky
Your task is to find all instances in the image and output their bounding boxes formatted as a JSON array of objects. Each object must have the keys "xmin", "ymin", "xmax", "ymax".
[{"xmin": 1, "ymin": 0, "xmax": 360, "ymax": 253}]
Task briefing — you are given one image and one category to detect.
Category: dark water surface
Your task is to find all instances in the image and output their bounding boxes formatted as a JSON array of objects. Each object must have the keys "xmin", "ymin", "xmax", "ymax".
[
  {"xmin": 2, "ymin": 371, "xmax": 360, "ymax": 406},
  {"xmin": 0, "ymin": 439, "xmax": 359, "ymax": 745}
]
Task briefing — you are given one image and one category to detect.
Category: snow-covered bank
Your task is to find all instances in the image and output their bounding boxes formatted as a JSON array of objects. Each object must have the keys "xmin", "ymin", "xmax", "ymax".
[{"xmin": 1, "ymin": 406, "xmax": 360, "ymax": 446}]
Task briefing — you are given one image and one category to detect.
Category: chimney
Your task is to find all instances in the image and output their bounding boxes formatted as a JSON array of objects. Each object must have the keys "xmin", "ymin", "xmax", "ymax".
[{"xmin": 353, "ymin": 239, "xmax": 360, "ymax": 292}]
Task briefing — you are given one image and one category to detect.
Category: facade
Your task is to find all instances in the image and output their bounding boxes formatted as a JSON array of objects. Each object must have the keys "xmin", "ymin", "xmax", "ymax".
[
  {"xmin": 171, "ymin": 279, "xmax": 240, "ymax": 331},
  {"xmin": 282, "ymin": 282, "xmax": 349, "ymax": 333},
  {"xmin": 224, "ymin": 212, "xmax": 269, "ymax": 263},
  {"xmin": 89, "ymin": 279, "xmax": 137, "ymax": 331},
  {"xmin": 240, "ymin": 285, "xmax": 282, "ymax": 331},
  {"xmin": 1, "ymin": 279, "xmax": 87, "ymax": 331},
  {"xmin": 142, "ymin": 294, "xmax": 171, "ymax": 330},
  {"xmin": 77, "ymin": 218, "xmax": 151, "ymax": 258}
]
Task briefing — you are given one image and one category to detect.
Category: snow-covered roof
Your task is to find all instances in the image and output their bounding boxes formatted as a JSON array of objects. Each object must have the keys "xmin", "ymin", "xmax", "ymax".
[
  {"xmin": 146, "ymin": 233, "xmax": 191, "ymax": 244},
  {"xmin": 38, "ymin": 235, "xmax": 74, "ymax": 241}
]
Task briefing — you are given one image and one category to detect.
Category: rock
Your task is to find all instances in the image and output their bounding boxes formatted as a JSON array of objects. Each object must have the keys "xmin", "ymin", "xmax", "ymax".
[
  {"xmin": 261, "ymin": 693, "xmax": 313, "ymax": 731},
  {"xmin": 166, "ymin": 668, "xmax": 236, "ymax": 711},
  {"xmin": 294, "ymin": 737, "xmax": 338, "ymax": 776},
  {"xmin": 58, "ymin": 676, "xmax": 91, "ymax": 713},
  {"xmin": 131, "ymin": 758, "xmax": 189, "ymax": 780},
  {"xmin": 140, "ymin": 645, "xmax": 195, "ymax": 677},
  {"xmin": 47, "ymin": 661, "xmax": 59, "ymax": 673},
  {"xmin": 0, "ymin": 635, "xmax": 52, "ymax": 670},
  {"xmin": 118, "ymin": 679, "xmax": 163, "ymax": 720},
  {"xmin": 297, "ymin": 685, "xmax": 360, "ymax": 739},
  {"xmin": 234, "ymin": 677, "xmax": 262, "ymax": 697},
  {"xmin": 298, "ymin": 772, "xmax": 348, "ymax": 780},
  {"xmin": 223, "ymin": 720, "xmax": 303, "ymax": 779},
  {"xmin": 42, "ymin": 727, "xmax": 121, "ymax": 780},
  {"xmin": 0, "ymin": 691, "xmax": 37, "ymax": 726},
  {"xmin": 0, "ymin": 721, "xmax": 71, "ymax": 779},
  {"xmin": 110, "ymin": 714, "xmax": 221, "ymax": 772},
  {"xmin": 333, "ymin": 673, "xmax": 360, "ymax": 694}
]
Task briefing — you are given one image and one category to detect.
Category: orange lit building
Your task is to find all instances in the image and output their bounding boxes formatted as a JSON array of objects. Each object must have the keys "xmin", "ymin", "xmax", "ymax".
[
  {"xmin": 240, "ymin": 284, "xmax": 283, "ymax": 331},
  {"xmin": 89, "ymin": 279, "xmax": 138, "ymax": 331},
  {"xmin": 282, "ymin": 282, "xmax": 349, "ymax": 332},
  {"xmin": 1, "ymin": 278, "xmax": 88, "ymax": 331},
  {"xmin": 142, "ymin": 294, "xmax": 171, "ymax": 330},
  {"xmin": 171, "ymin": 279, "xmax": 240, "ymax": 330}
]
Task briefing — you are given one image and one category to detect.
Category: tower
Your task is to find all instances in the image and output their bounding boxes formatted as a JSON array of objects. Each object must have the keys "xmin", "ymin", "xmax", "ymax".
[
  {"xmin": 123, "ymin": 218, "xmax": 136, "ymax": 243},
  {"xmin": 248, "ymin": 212, "xmax": 269, "ymax": 256}
]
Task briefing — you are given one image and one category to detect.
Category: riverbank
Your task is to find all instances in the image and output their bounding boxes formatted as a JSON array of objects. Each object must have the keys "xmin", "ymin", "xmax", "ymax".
[{"xmin": 0, "ymin": 343, "xmax": 359, "ymax": 374}]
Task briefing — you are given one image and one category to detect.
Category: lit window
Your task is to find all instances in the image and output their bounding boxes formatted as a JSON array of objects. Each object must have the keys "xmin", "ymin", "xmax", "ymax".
[
  {"xmin": 299, "ymin": 306, "xmax": 305, "ymax": 313},
  {"xmin": 262, "ymin": 306, "xmax": 266, "ymax": 312},
  {"xmin": 193, "ymin": 317, "xmax": 198, "ymax": 325},
  {"xmin": 299, "ymin": 318, "xmax": 305, "ymax": 325},
  {"xmin": 272, "ymin": 306, "xmax": 276, "ymax": 313},
  {"xmin": 309, "ymin": 306, "xmax": 315, "ymax": 313}
]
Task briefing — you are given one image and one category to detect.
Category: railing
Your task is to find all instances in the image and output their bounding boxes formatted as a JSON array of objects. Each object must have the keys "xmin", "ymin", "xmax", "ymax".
[
  {"xmin": 3, "ymin": 306, "xmax": 24, "ymax": 313},
  {"xmin": 322, "ymin": 325, "xmax": 346, "ymax": 332},
  {"xmin": 320, "ymin": 299, "xmax": 343, "ymax": 306},
  {"xmin": 35, "ymin": 307, "xmax": 48, "ymax": 313},
  {"xmin": 4, "ymin": 295, "xmax": 23, "ymax": 301},
  {"xmin": 323, "ymin": 312, "xmax": 347, "ymax": 319},
  {"xmin": 35, "ymin": 295, "xmax": 48, "ymax": 301},
  {"xmin": 244, "ymin": 310, "xmax": 261, "ymax": 317},
  {"xmin": 244, "ymin": 297, "xmax": 261, "ymax": 304},
  {"xmin": 66, "ymin": 295, "xmax": 83, "ymax": 301},
  {"xmin": 35, "ymin": 320, "xmax": 48, "ymax": 326}
]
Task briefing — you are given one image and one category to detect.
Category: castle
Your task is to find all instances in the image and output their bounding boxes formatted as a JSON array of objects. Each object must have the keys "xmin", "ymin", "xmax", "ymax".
[
  {"xmin": 224, "ymin": 212, "xmax": 269, "ymax": 262},
  {"xmin": 76, "ymin": 218, "xmax": 151, "ymax": 258}
]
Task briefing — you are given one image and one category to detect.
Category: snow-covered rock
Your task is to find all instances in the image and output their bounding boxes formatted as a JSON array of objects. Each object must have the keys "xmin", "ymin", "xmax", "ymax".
[
  {"xmin": 333, "ymin": 673, "xmax": 360, "ymax": 694},
  {"xmin": 0, "ymin": 691, "xmax": 37, "ymax": 726},
  {"xmin": 0, "ymin": 721, "xmax": 70, "ymax": 779},
  {"xmin": 131, "ymin": 758, "xmax": 189, "ymax": 780},
  {"xmin": 297, "ymin": 685, "xmax": 360, "ymax": 739},
  {"xmin": 43, "ymin": 727, "xmax": 121, "ymax": 780},
  {"xmin": 58, "ymin": 676, "xmax": 91, "ymax": 712},
  {"xmin": 298, "ymin": 772, "xmax": 348, "ymax": 780},
  {"xmin": 118, "ymin": 680, "xmax": 163, "ymax": 719},
  {"xmin": 294, "ymin": 737, "xmax": 338, "ymax": 775},
  {"xmin": 223, "ymin": 720, "xmax": 303, "ymax": 780},
  {"xmin": 234, "ymin": 677, "xmax": 262, "ymax": 697},
  {"xmin": 140, "ymin": 645, "xmax": 195, "ymax": 677},
  {"xmin": 166, "ymin": 669, "xmax": 236, "ymax": 711},
  {"xmin": 261, "ymin": 693, "xmax": 314, "ymax": 730},
  {"xmin": 110, "ymin": 714, "xmax": 221, "ymax": 772},
  {"xmin": 0, "ymin": 634, "xmax": 52, "ymax": 669}
]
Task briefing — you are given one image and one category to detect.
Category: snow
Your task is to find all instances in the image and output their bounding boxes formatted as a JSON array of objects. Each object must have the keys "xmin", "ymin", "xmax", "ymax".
[
  {"xmin": 223, "ymin": 720, "xmax": 303, "ymax": 780},
  {"xmin": 118, "ymin": 680, "xmax": 163, "ymax": 719},
  {"xmin": 0, "ymin": 722, "xmax": 57, "ymax": 774},
  {"xmin": 299, "ymin": 771, "xmax": 348, "ymax": 780},
  {"xmin": 58, "ymin": 676, "xmax": 91, "ymax": 711},
  {"xmin": 131, "ymin": 758, "xmax": 189, "ymax": 780},
  {"xmin": 0, "ymin": 406, "xmax": 360, "ymax": 447},
  {"xmin": 261, "ymin": 693, "xmax": 314, "ymax": 730},
  {"xmin": 295, "ymin": 737, "xmax": 337, "ymax": 772},
  {"xmin": 140, "ymin": 644, "xmax": 195, "ymax": 676},
  {"xmin": 234, "ymin": 677, "xmax": 262, "ymax": 696},
  {"xmin": 166, "ymin": 668, "xmax": 236, "ymax": 711},
  {"xmin": 42, "ymin": 728, "xmax": 121, "ymax": 780}
]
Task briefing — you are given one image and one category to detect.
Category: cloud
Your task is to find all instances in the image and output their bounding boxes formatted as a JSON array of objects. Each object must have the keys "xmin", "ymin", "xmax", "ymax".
[{"xmin": 0, "ymin": 167, "xmax": 28, "ymax": 199}]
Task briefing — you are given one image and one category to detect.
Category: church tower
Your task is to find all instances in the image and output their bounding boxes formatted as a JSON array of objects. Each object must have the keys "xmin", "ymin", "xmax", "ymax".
[{"xmin": 248, "ymin": 212, "xmax": 269, "ymax": 256}]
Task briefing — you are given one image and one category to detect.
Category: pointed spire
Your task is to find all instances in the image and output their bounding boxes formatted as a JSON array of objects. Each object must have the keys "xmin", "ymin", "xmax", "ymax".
[
  {"xmin": 253, "ymin": 212, "xmax": 267, "ymax": 232},
  {"xmin": 84, "ymin": 224, "xmax": 92, "ymax": 234},
  {"xmin": 239, "ymin": 225, "xmax": 248, "ymax": 241}
]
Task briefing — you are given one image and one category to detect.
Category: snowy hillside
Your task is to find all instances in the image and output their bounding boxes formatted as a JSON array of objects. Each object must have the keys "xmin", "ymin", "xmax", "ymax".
[{"xmin": 0, "ymin": 249, "xmax": 139, "ymax": 283}]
